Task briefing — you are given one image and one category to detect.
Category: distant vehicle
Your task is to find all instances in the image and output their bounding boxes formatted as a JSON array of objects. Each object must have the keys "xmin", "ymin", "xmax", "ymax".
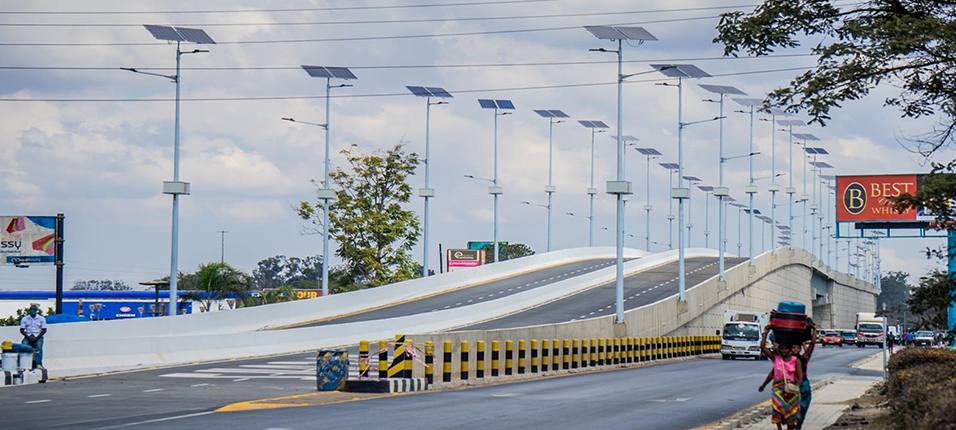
[
  {"xmin": 840, "ymin": 330, "xmax": 857, "ymax": 345},
  {"xmin": 720, "ymin": 310, "xmax": 769, "ymax": 360},
  {"xmin": 855, "ymin": 312, "xmax": 885, "ymax": 348},
  {"xmin": 822, "ymin": 331, "xmax": 843, "ymax": 347},
  {"xmin": 914, "ymin": 331, "xmax": 935, "ymax": 347}
]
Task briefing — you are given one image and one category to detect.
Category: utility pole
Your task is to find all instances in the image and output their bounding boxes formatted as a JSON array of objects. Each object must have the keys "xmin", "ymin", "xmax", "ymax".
[{"xmin": 217, "ymin": 230, "xmax": 228, "ymax": 263}]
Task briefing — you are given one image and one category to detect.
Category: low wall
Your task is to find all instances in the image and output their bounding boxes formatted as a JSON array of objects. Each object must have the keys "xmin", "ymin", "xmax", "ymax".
[{"xmin": 0, "ymin": 246, "xmax": 648, "ymax": 343}]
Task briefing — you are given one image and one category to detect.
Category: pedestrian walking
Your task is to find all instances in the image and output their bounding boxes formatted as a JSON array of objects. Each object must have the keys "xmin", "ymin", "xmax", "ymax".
[
  {"xmin": 759, "ymin": 326, "xmax": 803, "ymax": 430},
  {"xmin": 19, "ymin": 304, "xmax": 47, "ymax": 369},
  {"xmin": 794, "ymin": 324, "xmax": 816, "ymax": 430},
  {"xmin": 887, "ymin": 334, "xmax": 894, "ymax": 354}
]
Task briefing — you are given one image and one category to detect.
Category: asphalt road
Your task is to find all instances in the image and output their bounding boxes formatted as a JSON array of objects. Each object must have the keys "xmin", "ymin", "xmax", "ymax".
[
  {"xmin": 297, "ymin": 258, "xmax": 618, "ymax": 327},
  {"xmin": 466, "ymin": 257, "xmax": 747, "ymax": 329},
  {"xmin": 73, "ymin": 348, "xmax": 880, "ymax": 430}
]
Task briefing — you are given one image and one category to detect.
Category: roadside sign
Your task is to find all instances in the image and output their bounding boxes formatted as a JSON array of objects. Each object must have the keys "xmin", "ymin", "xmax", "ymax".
[
  {"xmin": 835, "ymin": 174, "xmax": 921, "ymax": 222},
  {"xmin": 0, "ymin": 216, "xmax": 57, "ymax": 266},
  {"xmin": 446, "ymin": 249, "xmax": 484, "ymax": 272},
  {"xmin": 467, "ymin": 241, "xmax": 508, "ymax": 250}
]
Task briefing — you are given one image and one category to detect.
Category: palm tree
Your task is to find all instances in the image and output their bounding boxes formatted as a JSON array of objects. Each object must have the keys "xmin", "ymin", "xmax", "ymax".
[{"xmin": 180, "ymin": 262, "xmax": 251, "ymax": 312}]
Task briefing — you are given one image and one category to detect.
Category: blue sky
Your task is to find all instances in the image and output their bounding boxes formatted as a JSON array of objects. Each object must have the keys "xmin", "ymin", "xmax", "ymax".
[{"xmin": 0, "ymin": 0, "xmax": 948, "ymax": 290}]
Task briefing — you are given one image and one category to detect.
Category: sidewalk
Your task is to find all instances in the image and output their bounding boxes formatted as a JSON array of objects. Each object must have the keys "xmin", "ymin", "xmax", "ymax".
[{"xmin": 732, "ymin": 352, "xmax": 883, "ymax": 430}]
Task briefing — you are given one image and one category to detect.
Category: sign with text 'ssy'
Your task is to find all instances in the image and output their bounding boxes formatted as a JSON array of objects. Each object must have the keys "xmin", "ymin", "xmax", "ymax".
[
  {"xmin": 0, "ymin": 216, "xmax": 57, "ymax": 265},
  {"xmin": 446, "ymin": 249, "xmax": 483, "ymax": 272},
  {"xmin": 836, "ymin": 174, "xmax": 928, "ymax": 222}
]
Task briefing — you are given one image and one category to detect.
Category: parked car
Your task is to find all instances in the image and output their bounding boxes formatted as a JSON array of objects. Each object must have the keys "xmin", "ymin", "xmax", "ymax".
[
  {"xmin": 914, "ymin": 331, "xmax": 935, "ymax": 347},
  {"xmin": 822, "ymin": 331, "xmax": 843, "ymax": 347},
  {"xmin": 840, "ymin": 330, "xmax": 857, "ymax": 345}
]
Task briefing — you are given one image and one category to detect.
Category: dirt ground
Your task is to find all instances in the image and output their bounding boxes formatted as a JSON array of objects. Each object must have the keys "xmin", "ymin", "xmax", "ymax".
[{"xmin": 822, "ymin": 384, "xmax": 894, "ymax": 430}]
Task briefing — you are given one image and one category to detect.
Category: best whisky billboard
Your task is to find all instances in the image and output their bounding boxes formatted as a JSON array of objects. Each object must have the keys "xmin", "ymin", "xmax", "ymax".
[{"xmin": 835, "ymin": 174, "xmax": 922, "ymax": 222}]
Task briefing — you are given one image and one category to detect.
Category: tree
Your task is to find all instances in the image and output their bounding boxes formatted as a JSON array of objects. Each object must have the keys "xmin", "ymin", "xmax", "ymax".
[
  {"xmin": 180, "ymin": 262, "xmax": 253, "ymax": 312},
  {"xmin": 481, "ymin": 243, "xmax": 535, "ymax": 265},
  {"xmin": 298, "ymin": 142, "xmax": 421, "ymax": 287},
  {"xmin": 714, "ymin": 1, "xmax": 956, "ymax": 155},
  {"xmin": 71, "ymin": 279, "xmax": 132, "ymax": 291},
  {"xmin": 879, "ymin": 271, "xmax": 912, "ymax": 325},
  {"xmin": 908, "ymin": 269, "xmax": 955, "ymax": 330},
  {"xmin": 253, "ymin": 255, "xmax": 322, "ymax": 290}
]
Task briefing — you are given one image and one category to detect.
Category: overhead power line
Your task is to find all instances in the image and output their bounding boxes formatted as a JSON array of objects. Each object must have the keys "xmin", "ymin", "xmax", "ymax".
[
  {"xmin": 0, "ymin": 15, "xmax": 720, "ymax": 47},
  {"xmin": 0, "ymin": 53, "xmax": 816, "ymax": 72},
  {"xmin": 0, "ymin": 0, "xmax": 562, "ymax": 15},
  {"xmin": 0, "ymin": 5, "xmax": 759, "ymax": 27},
  {"xmin": 0, "ymin": 66, "xmax": 815, "ymax": 103}
]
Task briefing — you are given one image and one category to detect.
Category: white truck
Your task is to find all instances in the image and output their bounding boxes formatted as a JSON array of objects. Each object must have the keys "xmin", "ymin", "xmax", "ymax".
[
  {"xmin": 855, "ymin": 312, "xmax": 885, "ymax": 348},
  {"xmin": 720, "ymin": 310, "xmax": 769, "ymax": 360}
]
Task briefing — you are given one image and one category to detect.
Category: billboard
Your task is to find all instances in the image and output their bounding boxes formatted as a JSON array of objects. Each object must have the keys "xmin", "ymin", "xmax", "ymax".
[
  {"xmin": 836, "ymin": 174, "xmax": 924, "ymax": 222},
  {"xmin": 467, "ymin": 241, "xmax": 508, "ymax": 250},
  {"xmin": 0, "ymin": 216, "xmax": 57, "ymax": 266},
  {"xmin": 447, "ymin": 249, "xmax": 483, "ymax": 272}
]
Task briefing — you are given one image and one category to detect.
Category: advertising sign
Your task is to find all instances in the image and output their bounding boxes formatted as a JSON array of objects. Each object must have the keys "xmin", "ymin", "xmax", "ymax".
[
  {"xmin": 835, "ymin": 175, "xmax": 923, "ymax": 223},
  {"xmin": 0, "ymin": 216, "xmax": 57, "ymax": 266},
  {"xmin": 467, "ymin": 241, "xmax": 508, "ymax": 250},
  {"xmin": 446, "ymin": 249, "xmax": 483, "ymax": 272}
]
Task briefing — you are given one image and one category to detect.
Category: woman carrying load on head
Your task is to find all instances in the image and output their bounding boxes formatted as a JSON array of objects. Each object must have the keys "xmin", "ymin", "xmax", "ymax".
[
  {"xmin": 759, "ymin": 325, "xmax": 803, "ymax": 430},
  {"xmin": 794, "ymin": 322, "xmax": 817, "ymax": 429}
]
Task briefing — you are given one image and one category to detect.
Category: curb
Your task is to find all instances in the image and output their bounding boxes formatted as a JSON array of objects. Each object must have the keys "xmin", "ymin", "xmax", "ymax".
[
  {"xmin": 701, "ymin": 377, "xmax": 835, "ymax": 430},
  {"xmin": 344, "ymin": 378, "xmax": 429, "ymax": 394}
]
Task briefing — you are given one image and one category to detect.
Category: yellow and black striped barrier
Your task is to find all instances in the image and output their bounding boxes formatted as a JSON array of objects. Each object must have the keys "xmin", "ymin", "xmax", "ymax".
[
  {"xmin": 530, "ymin": 340, "xmax": 539, "ymax": 373},
  {"xmin": 491, "ymin": 340, "xmax": 500, "ymax": 377},
  {"xmin": 541, "ymin": 339, "xmax": 550, "ymax": 372},
  {"xmin": 477, "ymin": 341, "xmax": 486, "ymax": 379},
  {"xmin": 424, "ymin": 341, "xmax": 434, "ymax": 384},
  {"xmin": 505, "ymin": 340, "xmax": 514, "ymax": 376},
  {"xmin": 572, "ymin": 339, "xmax": 580, "ymax": 369},
  {"xmin": 378, "ymin": 340, "xmax": 388, "ymax": 379},
  {"xmin": 460, "ymin": 341, "xmax": 470, "ymax": 380},
  {"xmin": 387, "ymin": 335, "xmax": 406, "ymax": 378},
  {"xmin": 517, "ymin": 340, "xmax": 527, "ymax": 374},
  {"xmin": 359, "ymin": 340, "xmax": 370, "ymax": 378},
  {"xmin": 442, "ymin": 341, "xmax": 452, "ymax": 382},
  {"xmin": 551, "ymin": 338, "xmax": 560, "ymax": 371}
]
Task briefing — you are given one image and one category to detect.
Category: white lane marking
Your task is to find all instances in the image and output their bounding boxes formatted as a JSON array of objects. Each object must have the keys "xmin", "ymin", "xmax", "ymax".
[
  {"xmin": 25, "ymin": 400, "xmax": 51, "ymax": 404},
  {"xmin": 499, "ymin": 291, "xmax": 504, "ymax": 294},
  {"xmin": 87, "ymin": 411, "xmax": 216, "ymax": 430},
  {"xmin": 88, "ymin": 394, "xmax": 112, "ymax": 398},
  {"xmin": 190, "ymin": 383, "xmax": 210, "ymax": 387},
  {"xmin": 478, "ymin": 296, "xmax": 484, "ymax": 299},
  {"xmin": 467, "ymin": 299, "xmax": 473, "ymax": 303},
  {"xmin": 456, "ymin": 302, "xmax": 462, "ymax": 306},
  {"xmin": 234, "ymin": 378, "xmax": 250, "ymax": 382},
  {"xmin": 143, "ymin": 389, "xmax": 164, "ymax": 393},
  {"xmin": 580, "ymin": 315, "xmax": 587, "ymax": 319},
  {"xmin": 589, "ymin": 312, "xmax": 595, "ymax": 315}
]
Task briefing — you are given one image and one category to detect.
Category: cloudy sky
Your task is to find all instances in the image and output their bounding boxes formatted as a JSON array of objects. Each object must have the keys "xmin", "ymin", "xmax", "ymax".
[{"xmin": 0, "ymin": 0, "xmax": 949, "ymax": 291}]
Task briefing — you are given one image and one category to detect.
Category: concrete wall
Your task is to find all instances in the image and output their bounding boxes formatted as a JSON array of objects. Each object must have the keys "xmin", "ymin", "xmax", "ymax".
[{"xmin": 407, "ymin": 248, "xmax": 878, "ymax": 372}]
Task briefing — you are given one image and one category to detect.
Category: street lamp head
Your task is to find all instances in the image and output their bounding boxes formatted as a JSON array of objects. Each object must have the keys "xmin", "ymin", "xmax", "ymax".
[
  {"xmin": 521, "ymin": 201, "xmax": 531, "ymax": 205},
  {"xmin": 281, "ymin": 117, "xmax": 295, "ymax": 122},
  {"xmin": 336, "ymin": 84, "xmax": 353, "ymax": 88},
  {"xmin": 589, "ymin": 48, "xmax": 608, "ymax": 52},
  {"xmin": 120, "ymin": 67, "xmax": 137, "ymax": 72},
  {"xmin": 464, "ymin": 175, "xmax": 475, "ymax": 179}
]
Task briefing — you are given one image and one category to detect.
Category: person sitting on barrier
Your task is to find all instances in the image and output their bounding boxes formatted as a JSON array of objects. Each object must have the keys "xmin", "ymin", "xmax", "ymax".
[
  {"xmin": 759, "ymin": 325, "xmax": 802, "ymax": 430},
  {"xmin": 19, "ymin": 304, "xmax": 47, "ymax": 370}
]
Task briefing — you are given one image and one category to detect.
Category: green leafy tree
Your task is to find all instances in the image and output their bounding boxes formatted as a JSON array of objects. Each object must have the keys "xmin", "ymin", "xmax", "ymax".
[
  {"xmin": 908, "ymin": 269, "xmax": 955, "ymax": 331},
  {"xmin": 298, "ymin": 142, "xmax": 421, "ymax": 287},
  {"xmin": 253, "ymin": 255, "xmax": 322, "ymax": 290},
  {"xmin": 481, "ymin": 243, "xmax": 535, "ymax": 264},
  {"xmin": 714, "ymin": 1, "xmax": 956, "ymax": 155},
  {"xmin": 71, "ymin": 279, "xmax": 132, "ymax": 291},
  {"xmin": 0, "ymin": 306, "xmax": 54, "ymax": 326},
  {"xmin": 879, "ymin": 271, "xmax": 913, "ymax": 325},
  {"xmin": 180, "ymin": 262, "xmax": 253, "ymax": 312}
]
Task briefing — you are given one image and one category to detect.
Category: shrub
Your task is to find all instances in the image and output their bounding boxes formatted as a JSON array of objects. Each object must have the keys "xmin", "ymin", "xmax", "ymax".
[
  {"xmin": 886, "ymin": 348, "xmax": 956, "ymax": 430},
  {"xmin": 887, "ymin": 347, "xmax": 956, "ymax": 373}
]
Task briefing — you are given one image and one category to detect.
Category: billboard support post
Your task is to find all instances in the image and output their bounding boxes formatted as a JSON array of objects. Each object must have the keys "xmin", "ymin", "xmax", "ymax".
[
  {"xmin": 949, "ymin": 230, "xmax": 956, "ymax": 345},
  {"xmin": 55, "ymin": 213, "xmax": 65, "ymax": 315}
]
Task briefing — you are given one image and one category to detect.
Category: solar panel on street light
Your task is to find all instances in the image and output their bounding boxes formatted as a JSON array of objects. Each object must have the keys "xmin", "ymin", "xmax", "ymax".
[
  {"xmin": 659, "ymin": 162, "xmax": 680, "ymax": 170},
  {"xmin": 733, "ymin": 98, "xmax": 764, "ymax": 107},
  {"xmin": 698, "ymin": 185, "xmax": 714, "ymax": 192},
  {"xmin": 534, "ymin": 109, "xmax": 569, "ymax": 118},
  {"xmin": 407, "ymin": 86, "xmax": 431, "ymax": 97},
  {"xmin": 683, "ymin": 176, "xmax": 701, "ymax": 182},
  {"xmin": 495, "ymin": 100, "xmax": 515, "ymax": 109},
  {"xmin": 175, "ymin": 27, "xmax": 216, "ymax": 44},
  {"xmin": 579, "ymin": 120, "xmax": 609, "ymax": 129},
  {"xmin": 767, "ymin": 107, "xmax": 788, "ymax": 116},
  {"xmin": 635, "ymin": 147, "xmax": 661, "ymax": 156},
  {"xmin": 144, "ymin": 25, "xmax": 184, "ymax": 42},
  {"xmin": 478, "ymin": 99, "xmax": 497, "ymax": 109},
  {"xmin": 407, "ymin": 86, "xmax": 453, "ymax": 98},
  {"xmin": 585, "ymin": 25, "xmax": 657, "ymax": 41},
  {"xmin": 302, "ymin": 65, "xmax": 357, "ymax": 80},
  {"xmin": 777, "ymin": 119, "xmax": 807, "ymax": 127},
  {"xmin": 792, "ymin": 133, "xmax": 820, "ymax": 141},
  {"xmin": 610, "ymin": 135, "xmax": 639, "ymax": 142},
  {"xmin": 811, "ymin": 147, "xmax": 829, "ymax": 155},
  {"xmin": 811, "ymin": 161, "xmax": 834, "ymax": 168},
  {"xmin": 699, "ymin": 84, "xmax": 747, "ymax": 96},
  {"xmin": 725, "ymin": 196, "xmax": 737, "ymax": 202},
  {"xmin": 650, "ymin": 64, "xmax": 711, "ymax": 78},
  {"xmin": 729, "ymin": 202, "xmax": 747, "ymax": 208},
  {"xmin": 745, "ymin": 209, "xmax": 762, "ymax": 215}
]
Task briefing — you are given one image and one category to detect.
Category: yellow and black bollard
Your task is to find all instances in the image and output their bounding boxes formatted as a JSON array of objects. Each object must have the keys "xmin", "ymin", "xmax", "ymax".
[
  {"xmin": 404, "ymin": 340, "xmax": 414, "ymax": 378},
  {"xmin": 552, "ymin": 339, "xmax": 560, "ymax": 371},
  {"xmin": 460, "ymin": 340, "xmax": 470, "ymax": 381},
  {"xmin": 530, "ymin": 339, "xmax": 539, "ymax": 373},
  {"xmin": 477, "ymin": 341, "xmax": 486, "ymax": 379},
  {"xmin": 582, "ymin": 339, "xmax": 590, "ymax": 368},
  {"xmin": 505, "ymin": 340, "xmax": 514, "ymax": 376},
  {"xmin": 561, "ymin": 339, "xmax": 570, "ymax": 370},
  {"xmin": 424, "ymin": 341, "xmax": 434, "ymax": 384},
  {"xmin": 626, "ymin": 337, "xmax": 633, "ymax": 364},
  {"xmin": 378, "ymin": 339, "xmax": 388, "ymax": 379},
  {"xmin": 589, "ymin": 338, "xmax": 597, "ymax": 366},
  {"xmin": 572, "ymin": 339, "xmax": 580, "ymax": 369},
  {"xmin": 387, "ymin": 335, "xmax": 407, "ymax": 378},
  {"xmin": 541, "ymin": 339, "xmax": 550, "ymax": 372},
  {"xmin": 491, "ymin": 340, "xmax": 500, "ymax": 377},
  {"xmin": 598, "ymin": 338, "xmax": 606, "ymax": 366},
  {"xmin": 442, "ymin": 341, "xmax": 452, "ymax": 382},
  {"xmin": 517, "ymin": 340, "xmax": 527, "ymax": 374},
  {"xmin": 613, "ymin": 338, "xmax": 621, "ymax": 364},
  {"xmin": 359, "ymin": 340, "xmax": 370, "ymax": 378}
]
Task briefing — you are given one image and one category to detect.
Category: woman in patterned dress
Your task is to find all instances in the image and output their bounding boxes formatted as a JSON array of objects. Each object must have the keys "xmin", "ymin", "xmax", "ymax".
[{"xmin": 759, "ymin": 325, "xmax": 803, "ymax": 429}]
